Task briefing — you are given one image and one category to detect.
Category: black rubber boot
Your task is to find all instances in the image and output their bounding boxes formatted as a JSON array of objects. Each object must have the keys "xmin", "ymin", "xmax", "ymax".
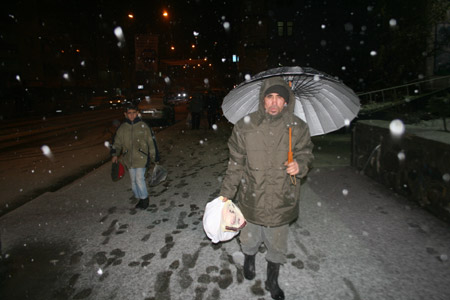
[
  {"xmin": 243, "ymin": 254, "xmax": 256, "ymax": 280},
  {"xmin": 135, "ymin": 197, "xmax": 149, "ymax": 209},
  {"xmin": 265, "ymin": 261, "xmax": 285, "ymax": 300}
]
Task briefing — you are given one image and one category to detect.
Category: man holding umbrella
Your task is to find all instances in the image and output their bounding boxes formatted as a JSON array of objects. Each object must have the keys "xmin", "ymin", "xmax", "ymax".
[{"xmin": 220, "ymin": 77, "xmax": 314, "ymax": 300}]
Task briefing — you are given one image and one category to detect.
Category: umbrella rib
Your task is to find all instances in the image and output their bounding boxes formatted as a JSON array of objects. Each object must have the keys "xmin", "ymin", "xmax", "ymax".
[{"xmin": 291, "ymin": 76, "xmax": 320, "ymax": 98}]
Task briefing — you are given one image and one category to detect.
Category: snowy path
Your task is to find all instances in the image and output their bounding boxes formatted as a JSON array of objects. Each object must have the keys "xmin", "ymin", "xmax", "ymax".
[{"xmin": 0, "ymin": 119, "xmax": 449, "ymax": 300}]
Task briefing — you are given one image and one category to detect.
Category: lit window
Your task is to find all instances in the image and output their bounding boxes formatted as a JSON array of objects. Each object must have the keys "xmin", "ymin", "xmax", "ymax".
[
  {"xmin": 287, "ymin": 21, "xmax": 293, "ymax": 36},
  {"xmin": 277, "ymin": 21, "xmax": 284, "ymax": 36}
]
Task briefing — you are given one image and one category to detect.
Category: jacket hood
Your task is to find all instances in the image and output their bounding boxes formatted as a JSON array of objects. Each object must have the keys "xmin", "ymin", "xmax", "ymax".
[{"xmin": 258, "ymin": 77, "xmax": 295, "ymax": 120}]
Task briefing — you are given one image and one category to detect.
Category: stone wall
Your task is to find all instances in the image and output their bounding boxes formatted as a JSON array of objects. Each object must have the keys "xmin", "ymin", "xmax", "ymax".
[{"xmin": 352, "ymin": 120, "xmax": 450, "ymax": 223}]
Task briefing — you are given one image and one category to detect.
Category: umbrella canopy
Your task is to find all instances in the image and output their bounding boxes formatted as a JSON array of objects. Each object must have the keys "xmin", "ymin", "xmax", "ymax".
[{"xmin": 221, "ymin": 66, "xmax": 360, "ymax": 136}]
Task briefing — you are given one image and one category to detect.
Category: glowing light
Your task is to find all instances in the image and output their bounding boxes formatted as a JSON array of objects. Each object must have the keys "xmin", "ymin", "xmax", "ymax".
[{"xmin": 389, "ymin": 119, "xmax": 405, "ymax": 136}]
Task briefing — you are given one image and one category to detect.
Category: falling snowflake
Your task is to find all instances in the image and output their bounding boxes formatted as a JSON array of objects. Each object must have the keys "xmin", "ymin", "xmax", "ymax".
[
  {"xmin": 41, "ymin": 145, "xmax": 52, "ymax": 156},
  {"xmin": 342, "ymin": 189, "xmax": 349, "ymax": 196},
  {"xmin": 370, "ymin": 51, "xmax": 377, "ymax": 56},
  {"xmin": 244, "ymin": 74, "xmax": 251, "ymax": 81},
  {"xmin": 212, "ymin": 124, "xmax": 218, "ymax": 130},
  {"xmin": 16, "ymin": 75, "xmax": 21, "ymax": 82},
  {"xmin": 443, "ymin": 173, "xmax": 450, "ymax": 182},
  {"xmin": 389, "ymin": 119, "xmax": 405, "ymax": 136},
  {"xmin": 243, "ymin": 116, "xmax": 251, "ymax": 123},
  {"xmin": 389, "ymin": 19, "xmax": 397, "ymax": 27},
  {"xmin": 397, "ymin": 151, "xmax": 406, "ymax": 161},
  {"xmin": 344, "ymin": 23, "xmax": 353, "ymax": 32},
  {"xmin": 321, "ymin": 24, "xmax": 326, "ymax": 29},
  {"xmin": 114, "ymin": 26, "xmax": 125, "ymax": 47},
  {"xmin": 344, "ymin": 119, "xmax": 350, "ymax": 126},
  {"xmin": 97, "ymin": 268, "xmax": 103, "ymax": 275},
  {"xmin": 199, "ymin": 140, "xmax": 204, "ymax": 145},
  {"xmin": 63, "ymin": 73, "xmax": 70, "ymax": 80},
  {"xmin": 223, "ymin": 22, "xmax": 230, "ymax": 31}
]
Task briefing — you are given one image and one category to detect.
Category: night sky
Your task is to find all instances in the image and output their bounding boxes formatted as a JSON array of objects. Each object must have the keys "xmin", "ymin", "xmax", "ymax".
[{"xmin": 1, "ymin": 0, "xmax": 447, "ymax": 92}]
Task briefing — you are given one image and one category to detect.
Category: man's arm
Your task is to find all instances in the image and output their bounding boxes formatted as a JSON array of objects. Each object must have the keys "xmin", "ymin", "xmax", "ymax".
[
  {"xmin": 220, "ymin": 125, "xmax": 246, "ymax": 200},
  {"xmin": 147, "ymin": 127, "xmax": 157, "ymax": 163},
  {"xmin": 293, "ymin": 123, "xmax": 314, "ymax": 178},
  {"xmin": 111, "ymin": 127, "xmax": 123, "ymax": 162}
]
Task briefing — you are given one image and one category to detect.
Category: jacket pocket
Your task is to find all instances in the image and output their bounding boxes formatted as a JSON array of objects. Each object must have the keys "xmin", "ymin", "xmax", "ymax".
[{"xmin": 138, "ymin": 149, "xmax": 149, "ymax": 156}]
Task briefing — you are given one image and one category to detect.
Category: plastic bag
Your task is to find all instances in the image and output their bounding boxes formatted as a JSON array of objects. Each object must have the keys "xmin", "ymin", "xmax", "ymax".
[
  {"xmin": 203, "ymin": 196, "xmax": 246, "ymax": 243},
  {"xmin": 148, "ymin": 164, "xmax": 168, "ymax": 186}
]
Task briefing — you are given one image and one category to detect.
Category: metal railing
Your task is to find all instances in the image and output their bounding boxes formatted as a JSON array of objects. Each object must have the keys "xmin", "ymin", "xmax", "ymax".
[{"xmin": 357, "ymin": 75, "xmax": 450, "ymax": 104}]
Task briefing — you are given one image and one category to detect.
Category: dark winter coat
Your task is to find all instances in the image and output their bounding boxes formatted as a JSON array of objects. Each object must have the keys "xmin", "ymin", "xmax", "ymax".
[
  {"xmin": 111, "ymin": 117, "xmax": 156, "ymax": 169},
  {"xmin": 220, "ymin": 77, "xmax": 314, "ymax": 227},
  {"xmin": 189, "ymin": 94, "xmax": 205, "ymax": 113}
]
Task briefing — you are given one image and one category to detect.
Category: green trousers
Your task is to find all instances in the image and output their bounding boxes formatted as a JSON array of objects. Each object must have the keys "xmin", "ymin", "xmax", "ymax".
[{"xmin": 239, "ymin": 221, "xmax": 289, "ymax": 264}]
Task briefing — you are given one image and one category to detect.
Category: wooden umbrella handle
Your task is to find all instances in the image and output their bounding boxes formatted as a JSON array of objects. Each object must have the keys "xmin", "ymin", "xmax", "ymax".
[
  {"xmin": 288, "ymin": 127, "xmax": 296, "ymax": 185},
  {"xmin": 288, "ymin": 127, "xmax": 294, "ymax": 163}
]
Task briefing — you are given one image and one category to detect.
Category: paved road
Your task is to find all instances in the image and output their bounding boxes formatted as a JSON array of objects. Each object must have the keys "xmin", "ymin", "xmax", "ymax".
[{"xmin": 1, "ymin": 118, "xmax": 449, "ymax": 300}]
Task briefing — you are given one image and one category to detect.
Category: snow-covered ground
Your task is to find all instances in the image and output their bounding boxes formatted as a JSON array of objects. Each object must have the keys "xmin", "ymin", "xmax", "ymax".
[{"xmin": 0, "ymin": 118, "xmax": 449, "ymax": 300}]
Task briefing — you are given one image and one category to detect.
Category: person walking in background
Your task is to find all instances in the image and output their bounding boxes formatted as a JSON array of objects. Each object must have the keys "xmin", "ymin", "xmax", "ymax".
[
  {"xmin": 111, "ymin": 102, "xmax": 156, "ymax": 210},
  {"xmin": 219, "ymin": 77, "xmax": 314, "ymax": 300},
  {"xmin": 189, "ymin": 92, "xmax": 205, "ymax": 129},
  {"xmin": 206, "ymin": 91, "xmax": 219, "ymax": 129}
]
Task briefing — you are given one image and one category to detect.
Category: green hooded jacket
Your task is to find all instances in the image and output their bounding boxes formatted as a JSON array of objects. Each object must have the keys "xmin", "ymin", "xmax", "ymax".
[
  {"xmin": 111, "ymin": 117, "xmax": 156, "ymax": 169},
  {"xmin": 220, "ymin": 77, "xmax": 314, "ymax": 227}
]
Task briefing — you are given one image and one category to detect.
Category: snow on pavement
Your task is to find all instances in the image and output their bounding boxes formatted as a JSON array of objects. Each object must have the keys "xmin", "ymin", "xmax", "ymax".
[{"xmin": 0, "ymin": 119, "xmax": 449, "ymax": 300}]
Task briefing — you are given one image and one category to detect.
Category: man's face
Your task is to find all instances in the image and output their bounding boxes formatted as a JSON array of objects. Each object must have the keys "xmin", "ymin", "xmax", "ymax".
[
  {"xmin": 125, "ymin": 109, "xmax": 138, "ymax": 122},
  {"xmin": 264, "ymin": 93, "xmax": 286, "ymax": 115}
]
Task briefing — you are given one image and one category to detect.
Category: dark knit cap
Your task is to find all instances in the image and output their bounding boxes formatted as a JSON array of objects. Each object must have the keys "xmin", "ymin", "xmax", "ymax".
[{"xmin": 264, "ymin": 85, "xmax": 290, "ymax": 103}]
